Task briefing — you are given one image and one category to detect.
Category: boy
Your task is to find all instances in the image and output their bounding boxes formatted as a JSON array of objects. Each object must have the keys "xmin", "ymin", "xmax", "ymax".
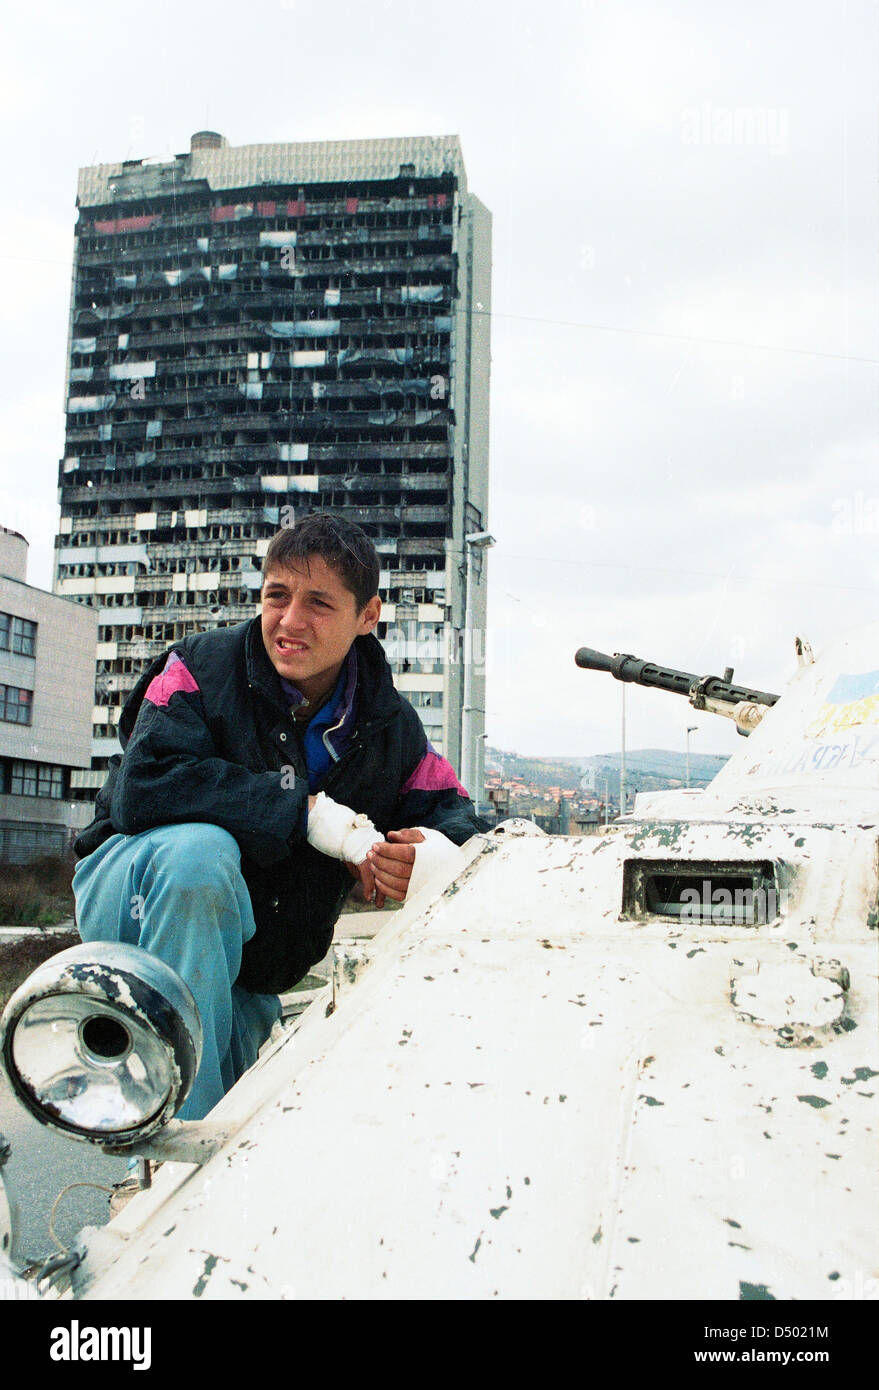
[{"xmin": 74, "ymin": 514, "xmax": 487, "ymax": 1119}]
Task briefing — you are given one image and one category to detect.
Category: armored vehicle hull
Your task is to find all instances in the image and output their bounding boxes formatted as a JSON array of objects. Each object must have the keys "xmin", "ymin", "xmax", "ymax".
[{"xmin": 2, "ymin": 623, "xmax": 877, "ymax": 1300}]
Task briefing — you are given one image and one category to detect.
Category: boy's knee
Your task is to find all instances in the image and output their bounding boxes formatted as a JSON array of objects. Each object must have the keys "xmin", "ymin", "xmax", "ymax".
[
  {"xmin": 150, "ymin": 823, "xmax": 242, "ymax": 889},
  {"xmin": 158, "ymin": 822, "xmax": 239, "ymax": 856}
]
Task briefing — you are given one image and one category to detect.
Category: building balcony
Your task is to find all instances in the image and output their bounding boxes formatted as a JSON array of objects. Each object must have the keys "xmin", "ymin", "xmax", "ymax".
[
  {"xmin": 59, "ymin": 475, "xmax": 264, "ymax": 505},
  {"xmin": 107, "ymin": 319, "xmax": 453, "ymax": 356},
  {"xmin": 82, "ymin": 259, "xmax": 457, "ymax": 315},
  {"xmin": 76, "ymin": 192, "xmax": 454, "ymax": 245}
]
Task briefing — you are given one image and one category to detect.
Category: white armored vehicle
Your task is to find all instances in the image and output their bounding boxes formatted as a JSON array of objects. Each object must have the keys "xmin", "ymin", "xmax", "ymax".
[{"xmin": 1, "ymin": 624, "xmax": 877, "ymax": 1300}]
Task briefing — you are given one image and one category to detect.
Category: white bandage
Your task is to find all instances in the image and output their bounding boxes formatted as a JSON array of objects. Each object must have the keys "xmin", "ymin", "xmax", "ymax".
[
  {"xmin": 306, "ymin": 791, "xmax": 381, "ymax": 865},
  {"xmin": 406, "ymin": 827, "xmax": 467, "ymax": 900}
]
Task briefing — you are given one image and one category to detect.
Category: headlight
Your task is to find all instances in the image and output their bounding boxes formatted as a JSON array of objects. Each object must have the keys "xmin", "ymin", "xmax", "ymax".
[{"xmin": 0, "ymin": 942, "xmax": 201, "ymax": 1147}]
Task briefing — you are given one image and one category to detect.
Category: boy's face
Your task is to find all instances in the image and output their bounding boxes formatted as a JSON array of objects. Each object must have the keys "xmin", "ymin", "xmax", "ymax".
[{"xmin": 260, "ymin": 555, "xmax": 381, "ymax": 702}]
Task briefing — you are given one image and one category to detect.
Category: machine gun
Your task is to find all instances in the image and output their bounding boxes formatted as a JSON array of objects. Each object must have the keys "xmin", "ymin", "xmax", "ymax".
[{"xmin": 574, "ymin": 645, "xmax": 780, "ymax": 735}]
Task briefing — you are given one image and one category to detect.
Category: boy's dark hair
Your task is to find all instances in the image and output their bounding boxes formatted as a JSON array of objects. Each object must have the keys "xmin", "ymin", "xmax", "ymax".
[{"xmin": 261, "ymin": 513, "xmax": 380, "ymax": 612}]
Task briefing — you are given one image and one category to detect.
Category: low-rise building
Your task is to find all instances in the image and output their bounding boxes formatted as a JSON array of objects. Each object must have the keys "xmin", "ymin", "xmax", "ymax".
[{"xmin": 0, "ymin": 527, "xmax": 97, "ymax": 862}]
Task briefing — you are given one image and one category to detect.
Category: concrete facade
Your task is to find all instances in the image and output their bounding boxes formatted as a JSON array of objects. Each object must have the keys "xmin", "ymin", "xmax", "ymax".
[
  {"xmin": 56, "ymin": 132, "xmax": 491, "ymax": 801},
  {"xmin": 0, "ymin": 526, "xmax": 98, "ymax": 860}
]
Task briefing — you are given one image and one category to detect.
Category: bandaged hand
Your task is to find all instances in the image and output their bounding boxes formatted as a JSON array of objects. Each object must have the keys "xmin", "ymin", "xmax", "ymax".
[
  {"xmin": 367, "ymin": 827, "xmax": 466, "ymax": 904},
  {"xmin": 306, "ymin": 791, "xmax": 382, "ymax": 865}
]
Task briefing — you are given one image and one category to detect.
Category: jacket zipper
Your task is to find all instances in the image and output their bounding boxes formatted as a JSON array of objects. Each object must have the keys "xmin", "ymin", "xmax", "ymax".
[
  {"xmin": 321, "ymin": 712, "xmax": 396, "ymax": 796},
  {"xmin": 321, "ymin": 736, "xmax": 364, "ymax": 794},
  {"xmin": 322, "ymin": 709, "xmax": 346, "ymax": 762}
]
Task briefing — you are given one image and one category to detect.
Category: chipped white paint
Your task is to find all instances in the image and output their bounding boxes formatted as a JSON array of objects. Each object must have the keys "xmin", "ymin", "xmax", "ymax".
[
  {"xmin": 124, "ymin": 1119, "xmax": 237, "ymax": 1165},
  {"xmin": 331, "ymin": 939, "xmax": 374, "ymax": 1004},
  {"xmin": 730, "ymin": 961, "xmax": 846, "ymax": 1031},
  {"xmin": 55, "ymin": 626, "xmax": 879, "ymax": 1298}
]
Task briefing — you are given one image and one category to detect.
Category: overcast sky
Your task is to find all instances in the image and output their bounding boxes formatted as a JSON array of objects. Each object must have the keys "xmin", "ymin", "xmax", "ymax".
[{"xmin": 1, "ymin": 0, "xmax": 876, "ymax": 763}]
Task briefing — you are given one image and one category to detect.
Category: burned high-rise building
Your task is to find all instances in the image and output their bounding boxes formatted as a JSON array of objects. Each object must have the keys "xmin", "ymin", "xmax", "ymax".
[{"xmin": 55, "ymin": 133, "xmax": 491, "ymax": 824}]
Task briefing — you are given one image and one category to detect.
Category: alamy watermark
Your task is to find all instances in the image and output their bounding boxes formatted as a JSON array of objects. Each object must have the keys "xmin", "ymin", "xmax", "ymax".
[
  {"xmin": 830, "ymin": 1270, "xmax": 879, "ymax": 1300},
  {"xmin": 50, "ymin": 1321, "xmax": 151, "ymax": 1369},
  {"xmin": 681, "ymin": 103, "xmax": 790, "ymax": 156},
  {"xmin": 679, "ymin": 880, "xmax": 785, "ymax": 924},
  {"xmin": 382, "ymin": 621, "xmax": 492, "ymax": 674},
  {"xmin": 0, "ymin": 1275, "xmax": 40, "ymax": 1301},
  {"xmin": 831, "ymin": 493, "xmax": 879, "ymax": 535}
]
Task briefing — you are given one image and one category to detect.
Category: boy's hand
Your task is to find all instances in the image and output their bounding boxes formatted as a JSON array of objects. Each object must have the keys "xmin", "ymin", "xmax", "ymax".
[
  {"xmin": 366, "ymin": 828, "xmax": 426, "ymax": 906},
  {"xmin": 344, "ymin": 855, "xmax": 379, "ymax": 903}
]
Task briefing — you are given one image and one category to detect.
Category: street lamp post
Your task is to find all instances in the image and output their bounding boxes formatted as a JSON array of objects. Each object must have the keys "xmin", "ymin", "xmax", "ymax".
[
  {"xmin": 461, "ymin": 530, "xmax": 495, "ymax": 799},
  {"xmin": 620, "ymin": 684, "xmax": 626, "ymax": 815},
  {"xmin": 686, "ymin": 725, "xmax": 698, "ymax": 787},
  {"xmin": 477, "ymin": 731, "xmax": 488, "ymax": 815}
]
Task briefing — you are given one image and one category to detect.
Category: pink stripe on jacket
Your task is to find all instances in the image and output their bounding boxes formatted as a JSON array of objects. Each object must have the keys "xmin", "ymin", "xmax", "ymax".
[
  {"xmin": 144, "ymin": 652, "xmax": 200, "ymax": 708},
  {"xmin": 400, "ymin": 744, "xmax": 469, "ymax": 798}
]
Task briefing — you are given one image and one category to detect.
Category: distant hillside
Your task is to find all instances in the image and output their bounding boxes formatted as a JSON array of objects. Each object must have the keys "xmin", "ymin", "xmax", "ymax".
[
  {"xmin": 486, "ymin": 746, "xmax": 729, "ymax": 792},
  {"xmin": 579, "ymin": 748, "xmax": 729, "ymax": 784}
]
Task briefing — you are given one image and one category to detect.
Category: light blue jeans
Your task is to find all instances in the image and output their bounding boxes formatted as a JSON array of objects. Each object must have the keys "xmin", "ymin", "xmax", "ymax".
[{"xmin": 72, "ymin": 823, "xmax": 282, "ymax": 1121}]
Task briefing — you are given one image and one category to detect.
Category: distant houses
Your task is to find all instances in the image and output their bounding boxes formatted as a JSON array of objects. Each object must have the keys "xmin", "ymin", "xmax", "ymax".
[{"xmin": 484, "ymin": 771, "xmax": 612, "ymax": 832}]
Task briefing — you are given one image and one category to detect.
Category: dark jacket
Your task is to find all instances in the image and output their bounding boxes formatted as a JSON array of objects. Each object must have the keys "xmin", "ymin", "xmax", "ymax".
[{"xmin": 75, "ymin": 618, "xmax": 487, "ymax": 993}]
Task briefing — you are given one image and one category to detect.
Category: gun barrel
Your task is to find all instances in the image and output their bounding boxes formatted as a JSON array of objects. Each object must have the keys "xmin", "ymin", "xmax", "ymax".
[
  {"xmin": 574, "ymin": 646, "xmax": 779, "ymax": 708},
  {"xmin": 573, "ymin": 646, "xmax": 617, "ymax": 675}
]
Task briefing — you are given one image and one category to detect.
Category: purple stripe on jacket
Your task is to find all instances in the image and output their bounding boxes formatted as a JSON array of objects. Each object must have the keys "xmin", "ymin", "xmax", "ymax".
[
  {"xmin": 400, "ymin": 742, "xmax": 470, "ymax": 799},
  {"xmin": 145, "ymin": 652, "xmax": 200, "ymax": 707}
]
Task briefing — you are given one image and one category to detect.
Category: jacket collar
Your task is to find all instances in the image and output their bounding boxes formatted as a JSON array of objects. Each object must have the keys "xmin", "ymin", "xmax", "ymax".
[
  {"xmin": 244, "ymin": 618, "xmax": 402, "ymax": 727},
  {"xmin": 280, "ymin": 647, "xmax": 357, "ymax": 758}
]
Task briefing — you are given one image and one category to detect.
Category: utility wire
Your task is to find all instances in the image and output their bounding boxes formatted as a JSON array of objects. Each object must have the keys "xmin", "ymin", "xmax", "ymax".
[
  {"xmin": 495, "ymin": 549, "xmax": 879, "ymax": 596},
  {"xmin": 469, "ymin": 307, "xmax": 879, "ymax": 367}
]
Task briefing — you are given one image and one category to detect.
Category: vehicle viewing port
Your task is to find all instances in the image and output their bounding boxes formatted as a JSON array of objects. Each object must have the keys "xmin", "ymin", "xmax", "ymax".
[{"xmin": 621, "ymin": 859, "xmax": 779, "ymax": 926}]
